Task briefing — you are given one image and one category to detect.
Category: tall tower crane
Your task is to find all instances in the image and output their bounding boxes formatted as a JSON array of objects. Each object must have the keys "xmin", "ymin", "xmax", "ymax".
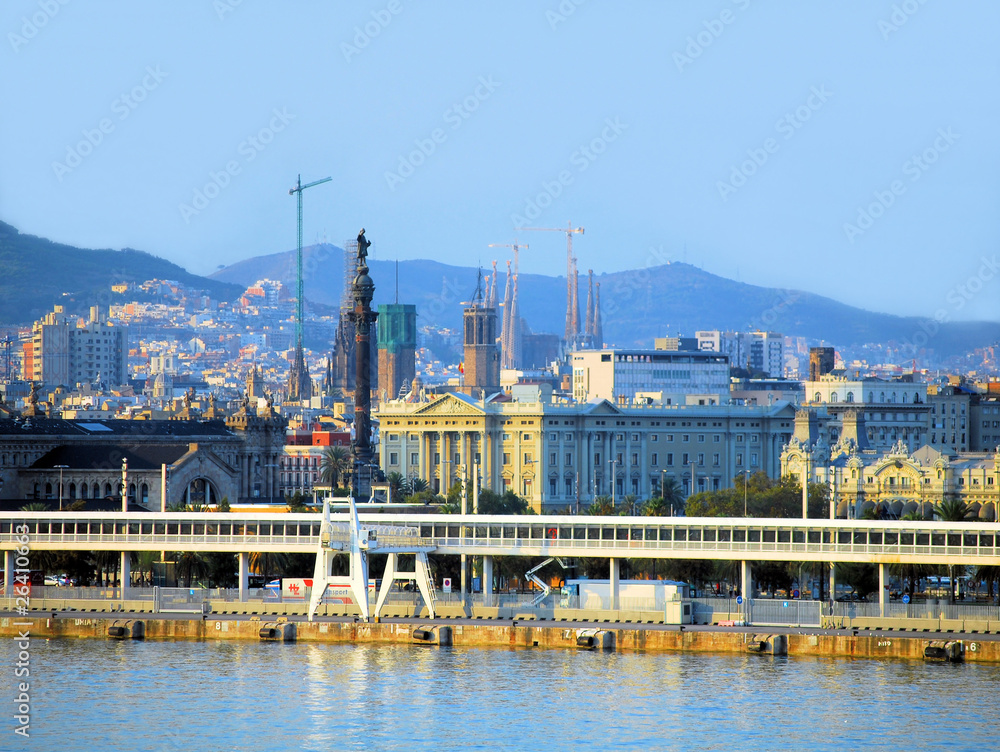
[
  {"xmin": 516, "ymin": 223, "xmax": 584, "ymax": 341},
  {"xmin": 288, "ymin": 174, "xmax": 332, "ymax": 348}
]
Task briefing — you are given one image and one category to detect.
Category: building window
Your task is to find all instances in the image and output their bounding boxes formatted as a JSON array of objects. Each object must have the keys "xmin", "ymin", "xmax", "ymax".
[
  {"xmin": 652, "ymin": 453, "xmax": 658, "ymax": 466},
  {"xmin": 631, "ymin": 453, "xmax": 638, "ymax": 465},
  {"xmin": 713, "ymin": 435, "xmax": 720, "ymax": 443},
  {"xmin": 736, "ymin": 453, "xmax": 743, "ymax": 466},
  {"xmin": 594, "ymin": 453, "xmax": 601, "ymax": 465},
  {"xmin": 682, "ymin": 453, "xmax": 689, "ymax": 465},
  {"xmin": 389, "ymin": 452, "xmax": 398, "ymax": 465},
  {"xmin": 503, "ymin": 453, "xmax": 511, "ymax": 465},
  {"xmin": 524, "ymin": 452, "xmax": 533, "ymax": 464},
  {"xmin": 565, "ymin": 453, "xmax": 572, "ymax": 465},
  {"xmin": 549, "ymin": 478, "xmax": 557, "ymax": 496},
  {"xmin": 410, "ymin": 452, "xmax": 418, "ymax": 466},
  {"xmin": 565, "ymin": 478, "xmax": 573, "ymax": 496},
  {"xmin": 713, "ymin": 453, "xmax": 720, "ymax": 466},
  {"xmin": 550, "ymin": 453, "xmax": 557, "ymax": 466},
  {"xmin": 666, "ymin": 453, "xmax": 673, "ymax": 466},
  {"xmin": 751, "ymin": 453, "xmax": 758, "ymax": 466},
  {"xmin": 697, "ymin": 453, "xmax": 704, "ymax": 466}
]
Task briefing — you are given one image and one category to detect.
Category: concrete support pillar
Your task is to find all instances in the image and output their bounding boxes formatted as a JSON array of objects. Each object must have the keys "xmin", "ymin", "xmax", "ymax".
[
  {"xmin": 610, "ymin": 557, "xmax": 620, "ymax": 610},
  {"xmin": 4, "ymin": 549, "xmax": 14, "ymax": 598},
  {"xmin": 828, "ymin": 562, "xmax": 837, "ymax": 609},
  {"xmin": 878, "ymin": 562, "xmax": 888, "ymax": 618},
  {"xmin": 460, "ymin": 554, "xmax": 467, "ymax": 597},
  {"xmin": 483, "ymin": 555, "xmax": 494, "ymax": 607},
  {"xmin": 120, "ymin": 552, "xmax": 131, "ymax": 600},
  {"xmin": 740, "ymin": 560, "xmax": 753, "ymax": 624},
  {"xmin": 239, "ymin": 552, "xmax": 249, "ymax": 602}
]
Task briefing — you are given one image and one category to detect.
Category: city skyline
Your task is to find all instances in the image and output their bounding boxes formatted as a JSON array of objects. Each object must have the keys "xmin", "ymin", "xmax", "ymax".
[{"xmin": 2, "ymin": 1, "xmax": 998, "ymax": 322}]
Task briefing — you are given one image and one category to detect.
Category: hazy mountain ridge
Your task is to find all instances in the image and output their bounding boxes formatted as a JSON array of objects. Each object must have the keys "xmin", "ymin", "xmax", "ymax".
[
  {"xmin": 211, "ymin": 244, "xmax": 1000, "ymax": 358},
  {"xmin": 0, "ymin": 221, "xmax": 241, "ymax": 324}
]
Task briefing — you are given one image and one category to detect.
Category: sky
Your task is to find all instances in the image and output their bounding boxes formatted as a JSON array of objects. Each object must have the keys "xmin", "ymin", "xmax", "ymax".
[{"xmin": 2, "ymin": 1, "xmax": 999, "ymax": 322}]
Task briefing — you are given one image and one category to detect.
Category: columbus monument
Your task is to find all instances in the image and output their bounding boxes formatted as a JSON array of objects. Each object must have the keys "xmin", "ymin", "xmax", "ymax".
[{"xmin": 348, "ymin": 228, "xmax": 379, "ymax": 499}]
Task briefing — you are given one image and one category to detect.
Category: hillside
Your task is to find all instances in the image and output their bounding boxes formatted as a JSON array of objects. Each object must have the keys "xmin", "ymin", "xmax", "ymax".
[
  {"xmin": 0, "ymin": 221, "xmax": 241, "ymax": 324},
  {"xmin": 211, "ymin": 246, "xmax": 1000, "ymax": 358}
]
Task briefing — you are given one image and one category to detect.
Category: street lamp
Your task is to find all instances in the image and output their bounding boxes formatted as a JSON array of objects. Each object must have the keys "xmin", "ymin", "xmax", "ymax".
[
  {"xmin": 741, "ymin": 468, "xmax": 750, "ymax": 517},
  {"xmin": 54, "ymin": 464, "xmax": 69, "ymax": 511}
]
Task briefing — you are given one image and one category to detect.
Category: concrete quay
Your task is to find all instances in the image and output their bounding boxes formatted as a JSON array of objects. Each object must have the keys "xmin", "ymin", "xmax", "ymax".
[{"xmin": 3, "ymin": 608, "xmax": 1000, "ymax": 664}]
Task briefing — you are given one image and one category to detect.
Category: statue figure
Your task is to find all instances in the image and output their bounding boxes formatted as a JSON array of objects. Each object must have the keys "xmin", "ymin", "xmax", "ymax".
[
  {"xmin": 357, "ymin": 228, "xmax": 370, "ymax": 261},
  {"xmin": 28, "ymin": 381, "xmax": 38, "ymax": 405}
]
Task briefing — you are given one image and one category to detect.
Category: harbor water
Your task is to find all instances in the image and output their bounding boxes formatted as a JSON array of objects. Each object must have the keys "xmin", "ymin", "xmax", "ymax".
[{"xmin": 5, "ymin": 638, "xmax": 998, "ymax": 751}]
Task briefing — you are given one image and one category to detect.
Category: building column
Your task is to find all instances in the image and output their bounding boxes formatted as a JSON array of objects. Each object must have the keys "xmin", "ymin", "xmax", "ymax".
[
  {"xmin": 421, "ymin": 433, "xmax": 430, "ymax": 486},
  {"xmin": 610, "ymin": 557, "xmax": 620, "ymax": 610},
  {"xmin": 483, "ymin": 555, "xmax": 494, "ymax": 607},
  {"xmin": 120, "ymin": 552, "xmax": 131, "ymax": 599},
  {"xmin": 4, "ymin": 550, "xmax": 14, "ymax": 598},
  {"xmin": 740, "ymin": 560, "xmax": 753, "ymax": 624},
  {"xmin": 878, "ymin": 562, "xmax": 888, "ymax": 619},
  {"xmin": 239, "ymin": 552, "xmax": 249, "ymax": 602},
  {"xmin": 828, "ymin": 562, "xmax": 837, "ymax": 609}
]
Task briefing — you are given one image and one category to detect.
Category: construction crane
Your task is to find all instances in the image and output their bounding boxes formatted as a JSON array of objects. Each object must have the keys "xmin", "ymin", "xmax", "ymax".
[
  {"xmin": 288, "ymin": 174, "xmax": 332, "ymax": 348},
  {"xmin": 515, "ymin": 223, "xmax": 584, "ymax": 340},
  {"xmin": 487, "ymin": 241, "xmax": 528, "ymax": 276}
]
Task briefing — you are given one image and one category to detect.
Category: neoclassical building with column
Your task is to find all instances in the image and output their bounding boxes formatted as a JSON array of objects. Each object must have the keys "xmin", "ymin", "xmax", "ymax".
[
  {"xmin": 0, "ymin": 400, "xmax": 286, "ymax": 509},
  {"xmin": 780, "ymin": 408, "xmax": 1000, "ymax": 519},
  {"xmin": 376, "ymin": 390, "xmax": 796, "ymax": 512}
]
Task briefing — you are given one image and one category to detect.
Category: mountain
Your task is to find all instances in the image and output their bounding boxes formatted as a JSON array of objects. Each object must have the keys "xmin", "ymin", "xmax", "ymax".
[
  {"xmin": 211, "ymin": 245, "xmax": 1000, "ymax": 359},
  {"xmin": 0, "ymin": 221, "xmax": 241, "ymax": 324}
]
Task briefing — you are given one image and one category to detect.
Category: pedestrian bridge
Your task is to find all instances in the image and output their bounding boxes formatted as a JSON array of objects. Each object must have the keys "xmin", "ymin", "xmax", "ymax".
[{"xmin": 3, "ymin": 511, "xmax": 1000, "ymax": 566}]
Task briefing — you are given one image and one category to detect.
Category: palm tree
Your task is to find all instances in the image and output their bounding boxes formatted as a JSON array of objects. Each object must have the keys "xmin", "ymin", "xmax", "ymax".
[
  {"xmin": 660, "ymin": 477, "xmax": 685, "ymax": 516},
  {"xmin": 642, "ymin": 496, "xmax": 670, "ymax": 517},
  {"xmin": 618, "ymin": 494, "xmax": 641, "ymax": 516},
  {"xmin": 320, "ymin": 447, "xmax": 350, "ymax": 489},
  {"xmin": 248, "ymin": 551, "xmax": 288, "ymax": 584},
  {"xmin": 407, "ymin": 476, "xmax": 429, "ymax": 495},
  {"xmin": 586, "ymin": 495, "xmax": 615, "ymax": 516},
  {"xmin": 385, "ymin": 471, "xmax": 405, "ymax": 503},
  {"xmin": 933, "ymin": 498, "xmax": 973, "ymax": 603},
  {"xmin": 934, "ymin": 498, "xmax": 974, "ymax": 522},
  {"xmin": 20, "ymin": 502, "xmax": 49, "ymax": 511},
  {"xmin": 175, "ymin": 551, "xmax": 208, "ymax": 587}
]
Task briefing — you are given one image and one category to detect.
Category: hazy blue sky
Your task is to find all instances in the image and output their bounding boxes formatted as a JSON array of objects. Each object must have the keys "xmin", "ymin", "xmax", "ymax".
[{"xmin": 2, "ymin": 1, "xmax": 998, "ymax": 321}]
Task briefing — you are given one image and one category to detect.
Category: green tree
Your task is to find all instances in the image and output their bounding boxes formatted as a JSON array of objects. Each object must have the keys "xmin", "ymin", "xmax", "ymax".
[
  {"xmin": 934, "ymin": 498, "xmax": 974, "ymax": 522},
  {"xmin": 320, "ymin": 446, "xmax": 350, "ymax": 488},
  {"xmin": 174, "ymin": 551, "xmax": 207, "ymax": 587},
  {"xmin": 934, "ymin": 498, "xmax": 974, "ymax": 602},
  {"xmin": 20, "ymin": 502, "xmax": 49, "ymax": 511},
  {"xmin": 835, "ymin": 562, "xmax": 878, "ymax": 601},
  {"xmin": 217, "ymin": 496, "xmax": 231, "ymax": 512},
  {"xmin": 585, "ymin": 495, "xmax": 615, "ymax": 516},
  {"xmin": 618, "ymin": 494, "xmax": 641, "ymax": 516},
  {"xmin": 407, "ymin": 476, "xmax": 429, "ymax": 495},
  {"xmin": 248, "ymin": 551, "xmax": 288, "ymax": 583},
  {"xmin": 385, "ymin": 471, "xmax": 405, "ymax": 503},
  {"xmin": 657, "ymin": 477, "xmax": 684, "ymax": 515},
  {"xmin": 476, "ymin": 489, "xmax": 531, "ymax": 515}
]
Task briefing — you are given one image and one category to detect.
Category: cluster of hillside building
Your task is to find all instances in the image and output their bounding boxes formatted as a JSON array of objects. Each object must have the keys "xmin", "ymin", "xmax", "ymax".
[{"xmin": 0, "ymin": 269, "xmax": 997, "ymax": 517}]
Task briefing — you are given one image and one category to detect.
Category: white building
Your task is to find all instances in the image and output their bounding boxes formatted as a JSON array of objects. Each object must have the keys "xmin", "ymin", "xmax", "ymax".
[
  {"xmin": 571, "ymin": 349, "xmax": 729, "ymax": 406},
  {"xmin": 28, "ymin": 306, "xmax": 128, "ymax": 388},
  {"xmin": 696, "ymin": 330, "xmax": 785, "ymax": 377}
]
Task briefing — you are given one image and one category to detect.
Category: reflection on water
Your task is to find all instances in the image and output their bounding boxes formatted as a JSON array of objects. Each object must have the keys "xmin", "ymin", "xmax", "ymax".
[{"xmin": 5, "ymin": 638, "xmax": 997, "ymax": 751}]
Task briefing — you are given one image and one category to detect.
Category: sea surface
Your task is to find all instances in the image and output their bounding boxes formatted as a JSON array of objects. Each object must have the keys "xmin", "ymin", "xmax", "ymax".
[{"xmin": 3, "ymin": 637, "xmax": 998, "ymax": 751}]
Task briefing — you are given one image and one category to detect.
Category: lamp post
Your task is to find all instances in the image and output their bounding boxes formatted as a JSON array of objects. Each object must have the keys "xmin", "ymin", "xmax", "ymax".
[
  {"xmin": 54, "ymin": 464, "xmax": 68, "ymax": 511},
  {"xmin": 741, "ymin": 468, "xmax": 750, "ymax": 517}
]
